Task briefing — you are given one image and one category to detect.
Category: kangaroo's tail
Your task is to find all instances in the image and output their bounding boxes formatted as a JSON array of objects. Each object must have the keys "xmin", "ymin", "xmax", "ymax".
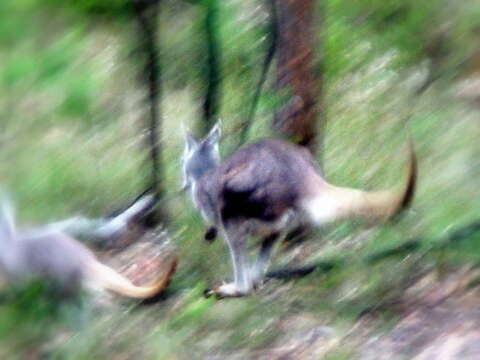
[
  {"xmin": 86, "ymin": 256, "xmax": 177, "ymax": 299},
  {"xmin": 304, "ymin": 142, "xmax": 417, "ymax": 224}
]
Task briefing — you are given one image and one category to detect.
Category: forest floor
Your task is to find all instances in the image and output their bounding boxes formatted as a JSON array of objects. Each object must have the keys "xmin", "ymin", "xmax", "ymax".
[
  {"xmin": 91, "ymin": 225, "xmax": 480, "ymax": 360},
  {"xmin": 252, "ymin": 268, "xmax": 480, "ymax": 360}
]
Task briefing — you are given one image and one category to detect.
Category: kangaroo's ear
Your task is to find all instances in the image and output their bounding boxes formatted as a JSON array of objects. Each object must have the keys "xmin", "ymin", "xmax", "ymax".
[
  {"xmin": 184, "ymin": 131, "xmax": 198, "ymax": 152},
  {"xmin": 205, "ymin": 123, "xmax": 221, "ymax": 147},
  {"xmin": 0, "ymin": 193, "xmax": 15, "ymax": 241}
]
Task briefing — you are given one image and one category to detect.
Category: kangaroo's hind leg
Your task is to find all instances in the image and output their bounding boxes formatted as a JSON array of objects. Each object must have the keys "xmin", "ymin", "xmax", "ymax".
[
  {"xmin": 250, "ymin": 232, "xmax": 280, "ymax": 287},
  {"xmin": 208, "ymin": 221, "xmax": 253, "ymax": 298}
]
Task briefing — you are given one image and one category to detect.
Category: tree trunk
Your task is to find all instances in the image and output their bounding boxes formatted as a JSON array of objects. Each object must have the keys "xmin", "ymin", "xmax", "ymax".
[
  {"xmin": 238, "ymin": 0, "xmax": 278, "ymax": 146},
  {"xmin": 201, "ymin": 0, "xmax": 221, "ymax": 135},
  {"xmin": 273, "ymin": 0, "xmax": 322, "ymax": 154},
  {"xmin": 132, "ymin": 0, "xmax": 168, "ymax": 223}
]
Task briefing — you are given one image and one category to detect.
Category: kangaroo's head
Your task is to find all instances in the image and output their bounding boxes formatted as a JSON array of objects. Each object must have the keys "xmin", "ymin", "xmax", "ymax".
[{"xmin": 182, "ymin": 124, "xmax": 221, "ymax": 191}]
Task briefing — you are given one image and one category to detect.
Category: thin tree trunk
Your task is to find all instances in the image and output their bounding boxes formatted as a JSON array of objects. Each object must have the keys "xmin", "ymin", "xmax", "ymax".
[
  {"xmin": 238, "ymin": 0, "xmax": 278, "ymax": 146},
  {"xmin": 273, "ymin": 0, "xmax": 322, "ymax": 155},
  {"xmin": 202, "ymin": 0, "xmax": 221, "ymax": 135},
  {"xmin": 132, "ymin": 0, "xmax": 168, "ymax": 223}
]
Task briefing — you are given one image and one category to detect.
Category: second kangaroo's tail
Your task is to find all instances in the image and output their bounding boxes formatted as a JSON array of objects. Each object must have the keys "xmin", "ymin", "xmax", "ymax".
[{"xmin": 87, "ymin": 256, "xmax": 177, "ymax": 299}]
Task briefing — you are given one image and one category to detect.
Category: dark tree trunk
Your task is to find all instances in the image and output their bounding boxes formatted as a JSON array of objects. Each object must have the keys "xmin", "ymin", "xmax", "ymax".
[
  {"xmin": 201, "ymin": 0, "xmax": 221, "ymax": 135},
  {"xmin": 132, "ymin": 0, "xmax": 168, "ymax": 223},
  {"xmin": 273, "ymin": 0, "xmax": 322, "ymax": 154},
  {"xmin": 238, "ymin": 0, "xmax": 278, "ymax": 146}
]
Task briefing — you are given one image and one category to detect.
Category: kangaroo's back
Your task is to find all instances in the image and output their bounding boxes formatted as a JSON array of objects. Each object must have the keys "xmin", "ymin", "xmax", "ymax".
[
  {"xmin": 195, "ymin": 139, "xmax": 324, "ymax": 224},
  {"xmin": 194, "ymin": 136, "xmax": 416, "ymax": 227}
]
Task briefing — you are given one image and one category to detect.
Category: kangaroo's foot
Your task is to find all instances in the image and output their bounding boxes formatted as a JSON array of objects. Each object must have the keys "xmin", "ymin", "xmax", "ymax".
[{"xmin": 204, "ymin": 282, "xmax": 252, "ymax": 299}]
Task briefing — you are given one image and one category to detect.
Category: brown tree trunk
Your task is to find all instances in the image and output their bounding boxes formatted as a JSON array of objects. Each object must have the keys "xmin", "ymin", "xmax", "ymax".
[{"xmin": 273, "ymin": 0, "xmax": 322, "ymax": 154}]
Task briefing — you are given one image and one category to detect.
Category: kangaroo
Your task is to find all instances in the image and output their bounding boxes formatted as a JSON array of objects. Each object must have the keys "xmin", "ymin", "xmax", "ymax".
[
  {"xmin": 182, "ymin": 124, "xmax": 417, "ymax": 298},
  {"xmin": 0, "ymin": 198, "xmax": 177, "ymax": 299}
]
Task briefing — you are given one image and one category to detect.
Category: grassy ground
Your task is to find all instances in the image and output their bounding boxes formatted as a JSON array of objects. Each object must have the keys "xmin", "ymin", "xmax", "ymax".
[{"xmin": 1, "ymin": 1, "xmax": 480, "ymax": 359}]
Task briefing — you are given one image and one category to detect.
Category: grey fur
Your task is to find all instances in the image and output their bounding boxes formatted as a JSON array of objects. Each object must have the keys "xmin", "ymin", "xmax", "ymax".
[
  {"xmin": 0, "ymin": 201, "xmax": 93, "ymax": 296},
  {"xmin": 182, "ymin": 124, "xmax": 221, "ymax": 222}
]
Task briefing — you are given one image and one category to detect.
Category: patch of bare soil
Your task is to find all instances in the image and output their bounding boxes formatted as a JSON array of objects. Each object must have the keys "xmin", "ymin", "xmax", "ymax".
[
  {"xmin": 250, "ymin": 268, "xmax": 480, "ymax": 360},
  {"xmin": 254, "ymin": 317, "xmax": 339, "ymax": 360},
  {"xmin": 358, "ymin": 267, "xmax": 480, "ymax": 360}
]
